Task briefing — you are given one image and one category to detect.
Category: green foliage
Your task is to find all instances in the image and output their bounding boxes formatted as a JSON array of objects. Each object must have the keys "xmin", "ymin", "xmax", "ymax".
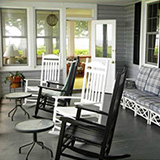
[
  {"xmin": 75, "ymin": 49, "xmax": 89, "ymax": 55},
  {"xmin": 4, "ymin": 71, "xmax": 25, "ymax": 84},
  {"xmin": 37, "ymin": 46, "xmax": 59, "ymax": 55},
  {"xmin": 53, "ymin": 49, "xmax": 59, "ymax": 55},
  {"xmin": 96, "ymin": 45, "xmax": 112, "ymax": 58},
  {"xmin": 75, "ymin": 21, "xmax": 89, "ymax": 38},
  {"xmin": 154, "ymin": 46, "xmax": 158, "ymax": 55},
  {"xmin": 37, "ymin": 46, "xmax": 46, "ymax": 55},
  {"xmin": 96, "ymin": 46, "xmax": 103, "ymax": 57}
]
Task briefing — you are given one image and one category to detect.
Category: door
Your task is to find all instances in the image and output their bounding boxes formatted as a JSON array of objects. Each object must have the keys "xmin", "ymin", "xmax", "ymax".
[{"xmin": 91, "ymin": 20, "xmax": 116, "ymax": 93}]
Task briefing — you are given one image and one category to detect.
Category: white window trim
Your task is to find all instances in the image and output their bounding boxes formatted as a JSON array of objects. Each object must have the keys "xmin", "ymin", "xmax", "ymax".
[
  {"xmin": 0, "ymin": 2, "xmax": 97, "ymax": 73},
  {"xmin": 140, "ymin": 0, "xmax": 159, "ymax": 68}
]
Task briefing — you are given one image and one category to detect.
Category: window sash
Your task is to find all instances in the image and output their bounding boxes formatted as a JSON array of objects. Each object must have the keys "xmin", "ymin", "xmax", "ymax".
[{"xmin": 1, "ymin": 8, "xmax": 28, "ymax": 66}]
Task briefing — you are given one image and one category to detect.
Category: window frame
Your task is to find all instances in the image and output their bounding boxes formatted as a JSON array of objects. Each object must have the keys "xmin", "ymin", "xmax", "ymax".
[
  {"xmin": 140, "ymin": 0, "xmax": 160, "ymax": 68},
  {"xmin": 1, "ymin": 8, "xmax": 28, "ymax": 66},
  {"xmin": 145, "ymin": 2, "xmax": 159, "ymax": 66},
  {"xmin": 0, "ymin": 3, "xmax": 97, "ymax": 72},
  {"xmin": 35, "ymin": 9, "xmax": 60, "ymax": 65}
]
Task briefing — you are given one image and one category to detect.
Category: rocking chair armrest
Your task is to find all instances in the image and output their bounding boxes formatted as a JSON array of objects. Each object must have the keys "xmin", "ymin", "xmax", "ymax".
[
  {"xmin": 24, "ymin": 78, "xmax": 41, "ymax": 82},
  {"xmin": 60, "ymin": 116, "xmax": 105, "ymax": 129},
  {"xmin": 75, "ymin": 104, "xmax": 109, "ymax": 116},
  {"xmin": 51, "ymin": 95, "xmax": 81, "ymax": 100},
  {"xmin": 47, "ymin": 80, "xmax": 64, "ymax": 86},
  {"xmin": 38, "ymin": 85, "xmax": 66, "ymax": 92}
]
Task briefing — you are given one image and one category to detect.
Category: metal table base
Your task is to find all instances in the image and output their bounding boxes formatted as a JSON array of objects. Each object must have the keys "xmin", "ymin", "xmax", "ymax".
[
  {"xmin": 8, "ymin": 98, "xmax": 30, "ymax": 121},
  {"xmin": 19, "ymin": 132, "xmax": 53, "ymax": 160}
]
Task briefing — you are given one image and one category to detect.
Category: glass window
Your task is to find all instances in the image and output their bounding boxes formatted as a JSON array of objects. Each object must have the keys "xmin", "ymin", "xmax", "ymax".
[
  {"xmin": 66, "ymin": 21, "xmax": 90, "ymax": 57},
  {"xmin": 1, "ymin": 8, "xmax": 28, "ymax": 65},
  {"xmin": 146, "ymin": 2, "xmax": 159, "ymax": 65},
  {"xmin": 95, "ymin": 24, "xmax": 112, "ymax": 58},
  {"xmin": 36, "ymin": 10, "xmax": 60, "ymax": 65}
]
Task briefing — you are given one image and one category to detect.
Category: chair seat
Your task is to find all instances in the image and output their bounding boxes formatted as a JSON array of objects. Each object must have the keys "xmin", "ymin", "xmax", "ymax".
[
  {"xmin": 57, "ymin": 106, "xmax": 97, "ymax": 118},
  {"xmin": 65, "ymin": 124, "xmax": 105, "ymax": 145},
  {"xmin": 27, "ymin": 86, "xmax": 39, "ymax": 92},
  {"xmin": 42, "ymin": 89, "xmax": 61, "ymax": 97}
]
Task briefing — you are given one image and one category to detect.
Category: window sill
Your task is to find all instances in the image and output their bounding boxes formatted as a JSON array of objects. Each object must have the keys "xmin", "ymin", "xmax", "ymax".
[{"xmin": 0, "ymin": 66, "xmax": 41, "ymax": 72}]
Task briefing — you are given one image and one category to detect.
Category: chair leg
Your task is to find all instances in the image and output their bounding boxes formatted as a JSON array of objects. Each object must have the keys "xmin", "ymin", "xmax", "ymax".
[
  {"xmin": 34, "ymin": 88, "xmax": 42, "ymax": 116},
  {"xmin": 55, "ymin": 121, "xmax": 66, "ymax": 160},
  {"xmin": 43, "ymin": 97, "xmax": 47, "ymax": 109}
]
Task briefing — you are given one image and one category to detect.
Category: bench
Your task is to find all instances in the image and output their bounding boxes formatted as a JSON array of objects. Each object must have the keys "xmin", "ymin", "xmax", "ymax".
[{"xmin": 122, "ymin": 66, "xmax": 160, "ymax": 126}]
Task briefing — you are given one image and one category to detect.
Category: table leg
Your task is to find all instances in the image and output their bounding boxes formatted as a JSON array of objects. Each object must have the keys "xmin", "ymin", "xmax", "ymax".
[
  {"xmin": 37, "ymin": 141, "xmax": 53, "ymax": 157},
  {"xmin": 18, "ymin": 133, "xmax": 53, "ymax": 159},
  {"xmin": 19, "ymin": 105, "xmax": 30, "ymax": 119},
  {"xmin": 11, "ymin": 107, "xmax": 17, "ymax": 121},
  {"xmin": 26, "ymin": 142, "xmax": 35, "ymax": 160},
  {"xmin": 19, "ymin": 141, "xmax": 34, "ymax": 153},
  {"xmin": 18, "ymin": 99, "xmax": 30, "ymax": 119},
  {"xmin": 8, "ymin": 106, "xmax": 17, "ymax": 118},
  {"xmin": 8, "ymin": 99, "xmax": 30, "ymax": 121},
  {"xmin": 33, "ymin": 133, "xmax": 53, "ymax": 158},
  {"xmin": 8, "ymin": 100, "xmax": 19, "ymax": 120}
]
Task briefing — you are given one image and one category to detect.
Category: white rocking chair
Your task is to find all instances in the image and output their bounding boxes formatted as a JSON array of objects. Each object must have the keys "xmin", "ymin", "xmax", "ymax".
[
  {"xmin": 24, "ymin": 54, "xmax": 60, "ymax": 103},
  {"xmin": 50, "ymin": 58, "xmax": 109, "ymax": 132}
]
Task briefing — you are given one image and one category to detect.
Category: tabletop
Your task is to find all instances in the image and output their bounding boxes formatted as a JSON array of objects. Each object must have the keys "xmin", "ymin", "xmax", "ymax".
[
  {"xmin": 5, "ymin": 92, "xmax": 32, "ymax": 99},
  {"xmin": 15, "ymin": 119, "xmax": 54, "ymax": 133}
]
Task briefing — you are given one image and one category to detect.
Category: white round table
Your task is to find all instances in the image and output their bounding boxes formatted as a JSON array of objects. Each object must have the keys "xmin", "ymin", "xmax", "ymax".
[
  {"xmin": 5, "ymin": 92, "xmax": 32, "ymax": 121},
  {"xmin": 15, "ymin": 119, "xmax": 54, "ymax": 160}
]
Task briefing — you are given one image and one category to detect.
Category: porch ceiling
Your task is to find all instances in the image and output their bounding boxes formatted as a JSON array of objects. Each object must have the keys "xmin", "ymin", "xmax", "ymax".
[{"xmin": 0, "ymin": 0, "xmax": 140, "ymax": 5}]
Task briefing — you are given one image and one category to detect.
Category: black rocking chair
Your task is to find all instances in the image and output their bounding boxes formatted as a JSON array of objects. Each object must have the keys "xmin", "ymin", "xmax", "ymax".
[
  {"xmin": 55, "ymin": 69, "xmax": 130, "ymax": 160},
  {"xmin": 34, "ymin": 57, "xmax": 79, "ymax": 118}
]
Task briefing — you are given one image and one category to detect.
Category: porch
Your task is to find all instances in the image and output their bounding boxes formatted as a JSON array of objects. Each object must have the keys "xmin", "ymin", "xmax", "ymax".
[{"xmin": 0, "ymin": 93, "xmax": 160, "ymax": 160}]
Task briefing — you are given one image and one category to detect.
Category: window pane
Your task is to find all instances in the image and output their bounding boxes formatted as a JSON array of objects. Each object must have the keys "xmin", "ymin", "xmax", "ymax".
[
  {"xmin": 36, "ymin": 10, "xmax": 59, "ymax": 37},
  {"xmin": 2, "ymin": 9, "xmax": 27, "ymax": 36},
  {"xmin": 75, "ymin": 21, "xmax": 89, "ymax": 55},
  {"xmin": 146, "ymin": 34, "xmax": 159, "ymax": 64},
  {"xmin": 1, "ymin": 8, "xmax": 27, "ymax": 65},
  {"xmin": 147, "ymin": 3, "xmax": 159, "ymax": 32},
  {"xmin": 66, "ymin": 21, "xmax": 90, "ymax": 57},
  {"xmin": 146, "ymin": 2, "xmax": 159, "ymax": 66},
  {"xmin": 95, "ymin": 24, "xmax": 112, "ymax": 58},
  {"xmin": 36, "ymin": 10, "xmax": 60, "ymax": 65},
  {"xmin": 37, "ymin": 38, "xmax": 59, "ymax": 55}
]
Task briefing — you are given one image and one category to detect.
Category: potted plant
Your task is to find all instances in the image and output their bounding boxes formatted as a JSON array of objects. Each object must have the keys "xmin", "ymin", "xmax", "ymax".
[{"xmin": 4, "ymin": 71, "xmax": 25, "ymax": 88}]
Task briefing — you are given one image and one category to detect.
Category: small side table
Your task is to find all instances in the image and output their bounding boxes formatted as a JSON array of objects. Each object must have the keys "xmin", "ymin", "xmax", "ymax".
[
  {"xmin": 5, "ymin": 92, "xmax": 32, "ymax": 121},
  {"xmin": 15, "ymin": 119, "xmax": 54, "ymax": 160}
]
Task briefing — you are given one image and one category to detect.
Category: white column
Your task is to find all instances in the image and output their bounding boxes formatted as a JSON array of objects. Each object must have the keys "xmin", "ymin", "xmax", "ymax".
[{"xmin": 67, "ymin": 21, "xmax": 75, "ymax": 57}]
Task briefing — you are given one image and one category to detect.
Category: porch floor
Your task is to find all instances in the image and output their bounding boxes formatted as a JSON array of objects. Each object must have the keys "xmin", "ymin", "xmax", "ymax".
[{"xmin": 0, "ymin": 93, "xmax": 160, "ymax": 160}]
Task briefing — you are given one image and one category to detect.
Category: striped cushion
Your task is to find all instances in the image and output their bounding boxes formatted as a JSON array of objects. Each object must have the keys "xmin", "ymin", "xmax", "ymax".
[
  {"xmin": 144, "ymin": 68, "xmax": 160, "ymax": 95},
  {"xmin": 136, "ymin": 96, "xmax": 155, "ymax": 109},
  {"xmin": 136, "ymin": 96, "xmax": 160, "ymax": 114},
  {"xmin": 123, "ymin": 89, "xmax": 153, "ymax": 101},
  {"xmin": 135, "ymin": 66, "xmax": 152, "ymax": 91}
]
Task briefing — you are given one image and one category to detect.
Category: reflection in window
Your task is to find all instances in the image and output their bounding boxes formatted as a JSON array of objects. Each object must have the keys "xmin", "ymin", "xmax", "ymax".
[
  {"xmin": 1, "ymin": 8, "xmax": 27, "ymax": 65},
  {"xmin": 95, "ymin": 24, "xmax": 112, "ymax": 58},
  {"xmin": 36, "ymin": 10, "xmax": 60, "ymax": 65},
  {"xmin": 146, "ymin": 2, "xmax": 159, "ymax": 65}
]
